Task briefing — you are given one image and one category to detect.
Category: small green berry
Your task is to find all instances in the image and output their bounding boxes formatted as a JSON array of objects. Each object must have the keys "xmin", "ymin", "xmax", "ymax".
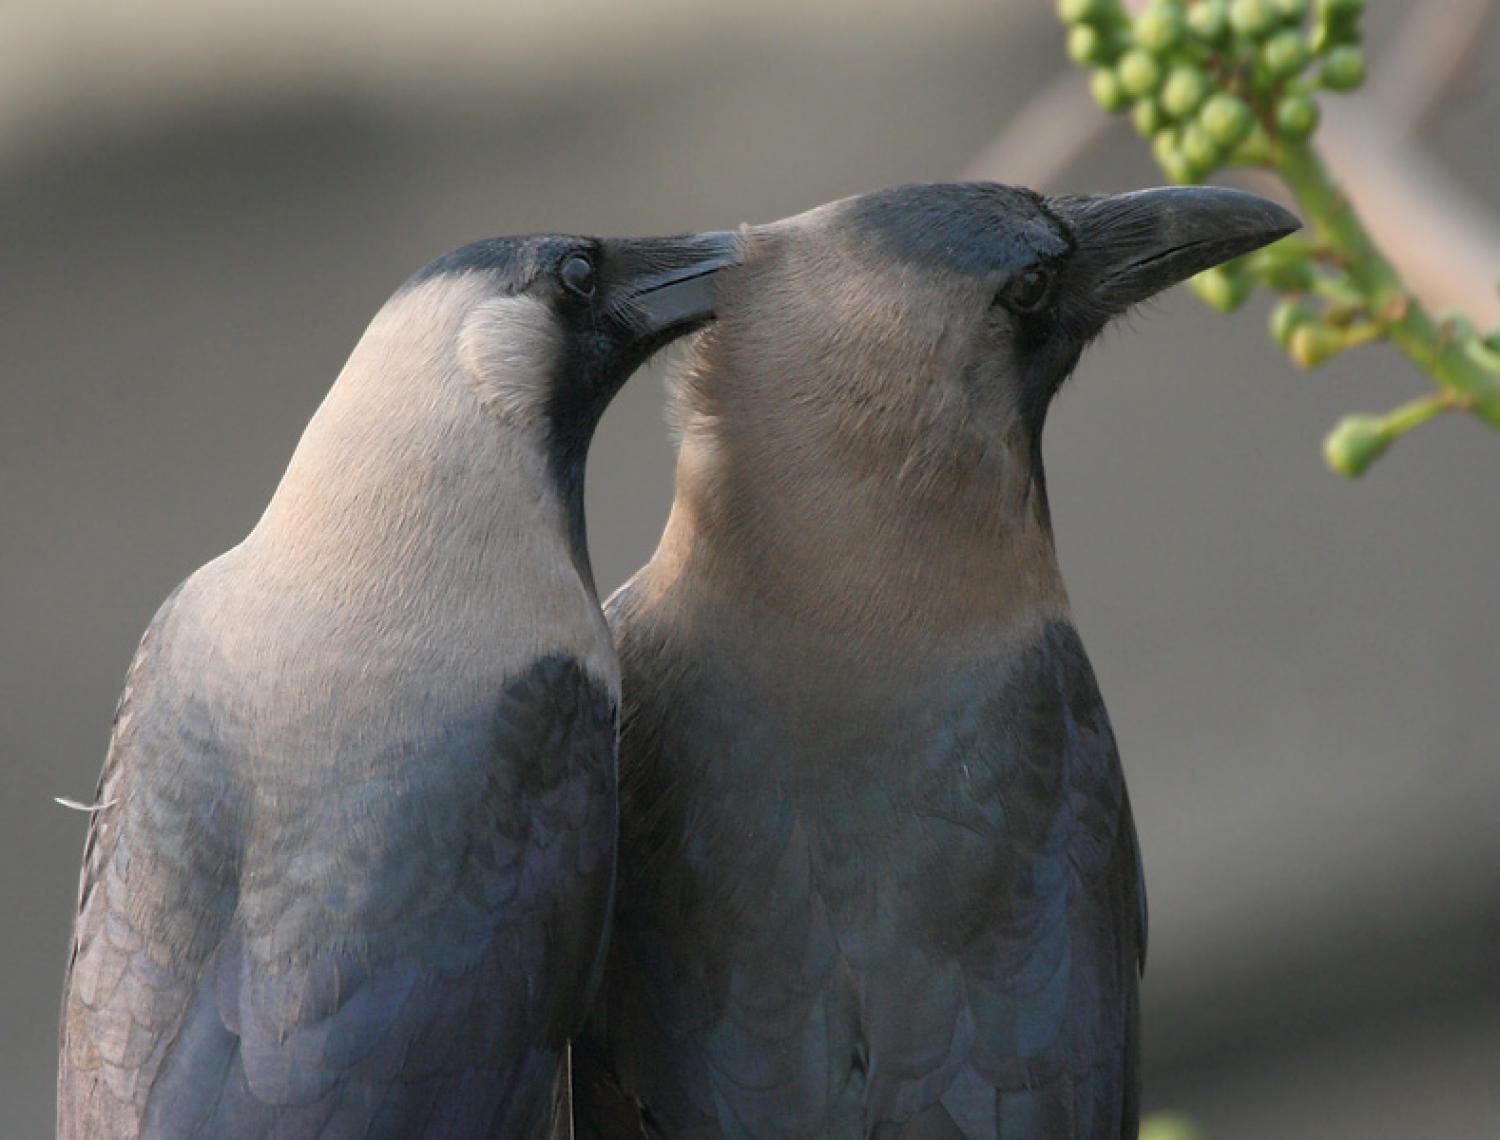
[
  {"xmin": 1133, "ymin": 97, "xmax": 1168, "ymax": 136},
  {"xmin": 1272, "ymin": 0, "xmax": 1309, "ymax": 22},
  {"xmin": 1135, "ymin": 5, "xmax": 1185, "ymax": 53},
  {"xmin": 1190, "ymin": 264, "xmax": 1254, "ymax": 312},
  {"xmin": 1230, "ymin": 0, "xmax": 1280, "ymax": 39},
  {"xmin": 1233, "ymin": 121, "xmax": 1274, "ymax": 163},
  {"xmin": 1198, "ymin": 93, "xmax": 1254, "ymax": 149},
  {"xmin": 1321, "ymin": 45, "xmax": 1365, "ymax": 90},
  {"xmin": 1161, "ymin": 65, "xmax": 1209, "ymax": 119},
  {"xmin": 1324, "ymin": 413, "xmax": 1391, "ymax": 477},
  {"xmin": 1118, "ymin": 49, "xmax": 1164, "ymax": 97},
  {"xmin": 1270, "ymin": 298, "xmax": 1316, "ymax": 347},
  {"xmin": 1262, "ymin": 30, "xmax": 1310, "ymax": 78},
  {"xmin": 1289, "ymin": 322, "xmax": 1343, "ymax": 368},
  {"xmin": 1068, "ymin": 24, "xmax": 1109, "ymax": 64},
  {"xmin": 1167, "ymin": 152, "xmax": 1204, "ymax": 184},
  {"xmin": 1254, "ymin": 245, "xmax": 1317, "ymax": 291},
  {"xmin": 1057, "ymin": 0, "xmax": 1113, "ymax": 25},
  {"xmin": 1153, "ymin": 130, "xmax": 1202, "ymax": 182},
  {"xmin": 1187, "ymin": 0, "xmax": 1231, "ymax": 43},
  {"xmin": 1179, "ymin": 122, "xmax": 1223, "ymax": 173},
  {"xmin": 1275, "ymin": 92, "xmax": 1320, "ymax": 140},
  {"xmin": 1092, "ymin": 68, "xmax": 1131, "ymax": 112},
  {"xmin": 1151, "ymin": 128, "xmax": 1180, "ymax": 170},
  {"xmin": 1311, "ymin": 0, "xmax": 1364, "ymax": 51}
]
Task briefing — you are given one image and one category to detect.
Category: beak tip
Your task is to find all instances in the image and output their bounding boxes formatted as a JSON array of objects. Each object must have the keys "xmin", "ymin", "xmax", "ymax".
[
  {"xmin": 1075, "ymin": 184, "xmax": 1311, "ymax": 308},
  {"xmin": 1259, "ymin": 198, "xmax": 1303, "ymax": 243}
]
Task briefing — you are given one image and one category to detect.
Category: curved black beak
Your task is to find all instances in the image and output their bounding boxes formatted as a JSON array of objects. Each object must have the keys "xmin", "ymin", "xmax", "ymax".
[
  {"xmin": 610, "ymin": 230, "xmax": 741, "ymax": 339},
  {"xmin": 1053, "ymin": 186, "xmax": 1300, "ymax": 312}
]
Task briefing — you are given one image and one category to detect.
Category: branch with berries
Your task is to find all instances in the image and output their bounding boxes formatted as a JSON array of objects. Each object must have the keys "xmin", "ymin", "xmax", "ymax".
[{"xmin": 1056, "ymin": 0, "xmax": 1500, "ymax": 476}]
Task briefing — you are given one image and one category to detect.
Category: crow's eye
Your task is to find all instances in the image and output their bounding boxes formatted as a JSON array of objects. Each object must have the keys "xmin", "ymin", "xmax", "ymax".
[
  {"xmin": 999, "ymin": 268, "xmax": 1053, "ymax": 315},
  {"xmin": 560, "ymin": 254, "xmax": 596, "ymax": 297}
]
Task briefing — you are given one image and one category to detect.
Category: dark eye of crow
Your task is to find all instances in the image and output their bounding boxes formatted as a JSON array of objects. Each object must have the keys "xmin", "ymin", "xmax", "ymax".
[
  {"xmin": 560, "ymin": 254, "xmax": 596, "ymax": 297},
  {"xmin": 1000, "ymin": 268, "xmax": 1053, "ymax": 315}
]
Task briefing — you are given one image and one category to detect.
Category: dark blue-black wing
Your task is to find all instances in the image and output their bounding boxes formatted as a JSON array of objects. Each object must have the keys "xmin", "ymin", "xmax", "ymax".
[
  {"xmin": 847, "ymin": 622, "xmax": 1144, "ymax": 1138},
  {"xmin": 864, "ymin": 622, "xmax": 1146, "ymax": 1138},
  {"xmin": 580, "ymin": 608, "xmax": 1143, "ymax": 1139},
  {"xmin": 60, "ymin": 633, "xmax": 617, "ymax": 1140}
]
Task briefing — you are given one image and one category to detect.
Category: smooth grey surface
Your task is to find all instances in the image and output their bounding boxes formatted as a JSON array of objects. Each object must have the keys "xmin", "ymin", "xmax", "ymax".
[{"xmin": 4, "ymin": 4, "xmax": 1498, "ymax": 1136}]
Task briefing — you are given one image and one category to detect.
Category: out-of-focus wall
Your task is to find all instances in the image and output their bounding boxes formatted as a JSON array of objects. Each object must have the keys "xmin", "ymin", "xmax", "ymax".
[{"xmin": 4, "ymin": 4, "xmax": 1497, "ymax": 1136}]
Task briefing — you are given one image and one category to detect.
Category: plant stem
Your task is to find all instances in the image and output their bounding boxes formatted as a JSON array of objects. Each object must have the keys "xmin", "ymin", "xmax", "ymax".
[
  {"xmin": 1383, "ymin": 390, "xmax": 1460, "ymax": 437},
  {"xmin": 1274, "ymin": 140, "xmax": 1500, "ymax": 429}
]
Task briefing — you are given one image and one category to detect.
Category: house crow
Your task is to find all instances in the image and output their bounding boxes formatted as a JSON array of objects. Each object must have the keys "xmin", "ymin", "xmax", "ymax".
[
  {"xmin": 57, "ymin": 228, "xmax": 737, "ymax": 1138},
  {"xmin": 577, "ymin": 183, "xmax": 1297, "ymax": 1138}
]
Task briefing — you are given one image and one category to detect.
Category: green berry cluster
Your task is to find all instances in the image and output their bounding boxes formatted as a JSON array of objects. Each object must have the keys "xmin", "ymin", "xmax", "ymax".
[
  {"xmin": 1062, "ymin": 0, "xmax": 1376, "ymax": 370},
  {"xmin": 1059, "ymin": 0, "xmax": 1364, "ymax": 185},
  {"xmin": 1058, "ymin": 0, "xmax": 1500, "ymax": 476}
]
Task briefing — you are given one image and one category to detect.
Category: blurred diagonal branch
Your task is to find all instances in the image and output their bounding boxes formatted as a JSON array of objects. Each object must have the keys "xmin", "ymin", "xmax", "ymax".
[
  {"xmin": 963, "ymin": 73, "xmax": 1111, "ymax": 195},
  {"xmin": 1376, "ymin": 0, "xmax": 1498, "ymax": 135}
]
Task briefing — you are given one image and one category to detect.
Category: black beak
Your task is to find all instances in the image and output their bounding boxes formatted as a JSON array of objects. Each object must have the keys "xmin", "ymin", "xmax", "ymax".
[
  {"xmin": 1055, "ymin": 185, "xmax": 1300, "ymax": 311},
  {"xmin": 611, "ymin": 230, "xmax": 741, "ymax": 339}
]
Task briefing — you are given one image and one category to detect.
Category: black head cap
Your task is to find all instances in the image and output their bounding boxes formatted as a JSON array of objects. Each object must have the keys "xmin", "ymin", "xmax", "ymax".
[
  {"xmin": 845, "ymin": 180, "xmax": 1298, "ymax": 438},
  {"xmin": 407, "ymin": 228, "xmax": 740, "ymax": 585}
]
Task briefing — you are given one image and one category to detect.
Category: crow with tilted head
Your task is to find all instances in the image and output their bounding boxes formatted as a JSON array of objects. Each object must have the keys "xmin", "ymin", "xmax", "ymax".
[{"xmin": 58, "ymin": 227, "xmax": 736, "ymax": 1139}]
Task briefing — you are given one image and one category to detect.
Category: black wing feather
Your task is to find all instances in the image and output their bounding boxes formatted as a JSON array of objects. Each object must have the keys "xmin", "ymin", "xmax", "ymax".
[
  {"xmin": 581, "ymin": 605, "xmax": 1143, "ymax": 1139},
  {"xmin": 59, "ymin": 620, "xmax": 617, "ymax": 1140}
]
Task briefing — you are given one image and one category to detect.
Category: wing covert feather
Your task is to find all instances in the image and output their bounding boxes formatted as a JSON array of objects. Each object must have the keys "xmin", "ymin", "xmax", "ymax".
[
  {"xmin": 60, "ymin": 637, "xmax": 617, "ymax": 1140},
  {"xmin": 583, "ymin": 602, "xmax": 1143, "ymax": 1139}
]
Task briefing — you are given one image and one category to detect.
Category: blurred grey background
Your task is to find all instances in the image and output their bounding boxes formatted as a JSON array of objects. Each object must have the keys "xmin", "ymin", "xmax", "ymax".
[{"xmin": 4, "ymin": 2, "xmax": 1498, "ymax": 1135}]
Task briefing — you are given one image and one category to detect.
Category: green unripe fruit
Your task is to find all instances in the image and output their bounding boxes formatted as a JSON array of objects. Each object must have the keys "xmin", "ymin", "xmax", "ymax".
[
  {"xmin": 1311, "ymin": 0, "xmax": 1364, "ymax": 52},
  {"xmin": 1135, "ymin": 5, "xmax": 1185, "ymax": 53},
  {"xmin": 1092, "ymin": 68, "xmax": 1131, "ymax": 112},
  {"xmin": 1179, "ymin": 122, "xmax": 1222, "ymax": 173},
  {"xmin": 1190, "ymin": 265, "xmax": 1254, "ymax": 312},
  {"xmin": 1262, "ymin": 30, "xmax": 1310, "ymax": 78},
  {"xmin": 1276, "ymin": 92, "xmax": 1321, "ymax": 140},
  {"xmin": 1272, "ymin": 0, "xmax": 1309, "ymax": 22},
  {"xmin": 1257, "ymin": 233, "xmax": 1315, "ymax": 265},
  {"xmin": 1270, "ymin": 298, "xmax": 1316, "ymax": 348},
  {"xmin": 1068, "ymin": 24, "xmax": 1110, "ymax": 64},
  {"xmin": 1288, "ymin": 322, "xmax": 1344, "ymax": 368},
  {"xmin": 1133, "ymin": 97, "xmax": 1168, "ymax": 136},
  {"xmin": 1057, "ymin": 0, "xmax": 1114, "ymax": 25},
  {"xmin": 1153, "ymin": 130, "xmax": 1202, "ymax": 182},
  {"xmin": 1321, "ymin": 45, "xmax": 1365, "ymax": 90},
  {"xmin": 1118, "ymin": 49, "xmax": 1164, "ymax": 97},
  {"xmin": 1152, "ymin": 128, "xmax": 1180, "ymax": 170},
  {"xmin": 1166, "ymin": 152, "xmax": 1204, "ymax": 184},
  {"xmin": 1198, "ymin": 93, "xmax": 1254, "ymax": 149},
  {"xmin": 1255, "ymin": 247, "xmax": 1317, "ymax": 291},
  {"xmin": 1187, "ymin": 0, "xmax": 1231, "ymax": 43},
  {"xmin": 1233, "ymin": 121, "xmax": 1274, "ymax": 163},
  {"xmin": 1230, "ymin": 0, "xmax": 1279, "ymax": 39},
  {"xmin": 1324, "ymin": 414, "xmax": 1391, "ymax": 477},
  {"xmin": 1161, "ymin": 65, "xmax": 1209, "ymax": 118}
]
